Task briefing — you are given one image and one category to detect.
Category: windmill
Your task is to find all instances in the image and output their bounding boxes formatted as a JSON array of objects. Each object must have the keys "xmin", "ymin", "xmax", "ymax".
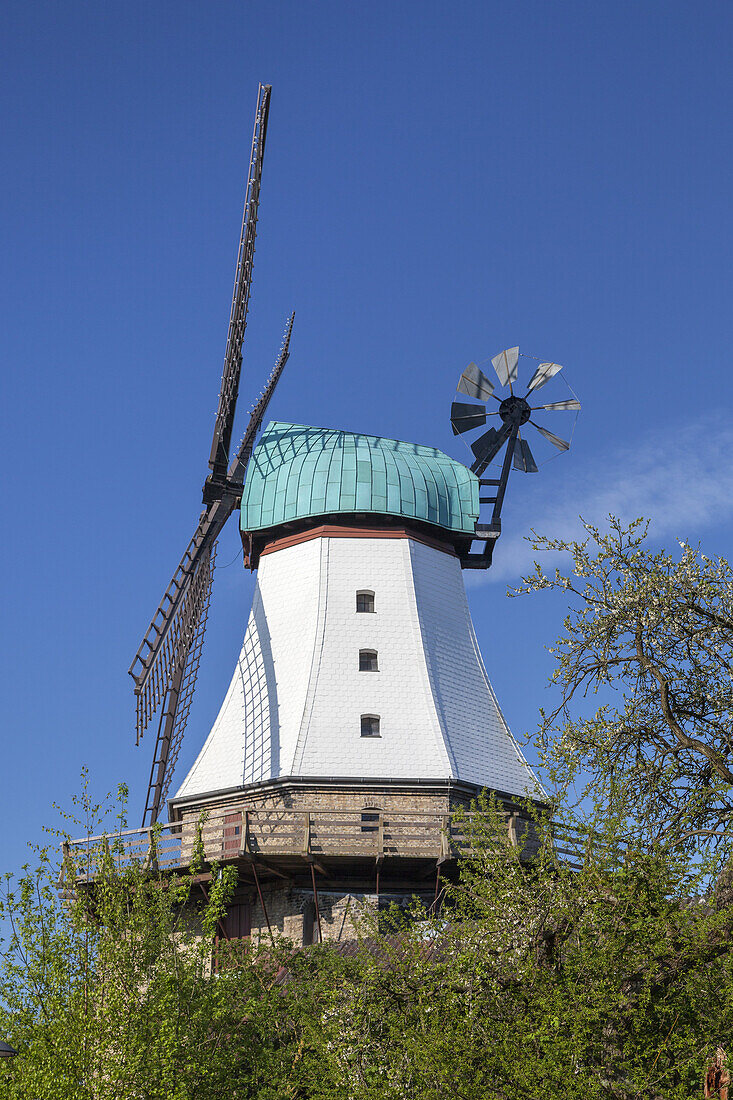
[
  {"xmin": 128, "ymin": 83, "xmax": 294, "ymax": 827},
  {"xmin": 451, "ymin": 347, "xmax": 580, "ymax": 568}
]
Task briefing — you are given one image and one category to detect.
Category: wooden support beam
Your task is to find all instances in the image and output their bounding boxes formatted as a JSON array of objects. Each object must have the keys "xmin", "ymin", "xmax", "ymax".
[
  {"xmin": 242, "ymin": 809, "xmax": 251, "ymax": 853},
  {"xmin": 440, "ymin": 813, "xmax": 451, "ymax": 861},
  {"xmin": 251, "ymin": 860, "xmax": 274, "ymax": 946},
  {"xmin": 241, "ymin": 855, "xmax": 291, "ymax": 881},
  {"xmin": 429, "ymin": 862, "xmax": 442, "ymax": 916},
  {"xmin": 310, "ymin": 862, "xmax": 323, "ymax": 943},
  {"xmin": 508, "ymin": 811, "xmax": 519, "ymax": 847},
  {"xmin": 302, "ymin": 811, "xmax": 311, "ymax": 856},
  {"xmin": 306, "ymin": 854, "xmax": 328, "ymax": 877}
]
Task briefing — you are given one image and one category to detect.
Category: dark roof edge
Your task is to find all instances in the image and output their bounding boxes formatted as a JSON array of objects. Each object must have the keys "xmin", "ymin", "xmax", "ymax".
[{"xmin": 168, "ymin": 774, "xmax": 548, "ymax": 821}]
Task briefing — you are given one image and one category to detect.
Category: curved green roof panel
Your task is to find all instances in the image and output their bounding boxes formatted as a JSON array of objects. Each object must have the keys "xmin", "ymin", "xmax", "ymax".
[{"xmin": 240, "ymin": 422, "xmax": 479, "ymax": 536}]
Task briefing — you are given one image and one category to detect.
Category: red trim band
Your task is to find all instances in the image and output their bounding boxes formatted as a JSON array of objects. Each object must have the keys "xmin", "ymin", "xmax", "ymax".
[{"xmin": 259, "ymin": 524, "xmax": 457, "ymax": 559}]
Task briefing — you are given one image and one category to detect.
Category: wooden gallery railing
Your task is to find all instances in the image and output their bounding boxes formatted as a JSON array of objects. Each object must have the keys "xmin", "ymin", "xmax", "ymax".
[{"xmin": 63, "ymin": 807, "xmax": 591, "ymax": 880}]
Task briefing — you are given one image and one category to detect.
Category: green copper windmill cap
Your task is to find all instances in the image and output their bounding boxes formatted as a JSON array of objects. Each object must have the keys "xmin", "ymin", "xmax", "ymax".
[{"xmin": 240, "ymin": 422, "xmax": 479, "ymax": 536}]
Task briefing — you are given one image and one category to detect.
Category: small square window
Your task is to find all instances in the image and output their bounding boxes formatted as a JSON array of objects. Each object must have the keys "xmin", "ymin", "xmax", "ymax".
[
  {"xmin": 359, "ymin": 649, "xmax": 378, "ymax": 672},
  {"xmin": 356, "ymin": 591, "xmax": 375, "ymax": 613},
  {"xmin": 361, "ymin": 714, "xmax": 381, "ymax": 737}
]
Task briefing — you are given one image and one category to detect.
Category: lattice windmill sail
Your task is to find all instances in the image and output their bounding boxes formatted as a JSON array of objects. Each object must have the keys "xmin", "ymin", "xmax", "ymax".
[
  {"xmin": 452, "ymin": 347, "xmax": 580, "ymax": 568},
  {"xmin": 128, "ymin": 84, "xmax": 295, "ymax": 827}
]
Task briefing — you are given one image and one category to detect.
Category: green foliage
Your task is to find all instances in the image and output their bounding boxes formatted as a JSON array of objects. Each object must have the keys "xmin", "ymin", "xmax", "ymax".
[
  {"xmin": 273, "ymin": 802, "xmax": 731, "ymax": 1099},
  {"xmin": 512, "ymin": 517, "xmax": 733, "ymax": 850},
  {"xmin": 0, "ymin": 782, "xmax": 242, "ymax": 1099}
]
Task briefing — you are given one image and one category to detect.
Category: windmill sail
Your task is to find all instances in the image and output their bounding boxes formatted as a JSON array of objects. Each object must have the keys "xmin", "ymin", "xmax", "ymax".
[
  {"xmin": 207, "ymin": 83, "xmax": 272, "ymax": 496},
  {"xmin": 142, "ymin": 542, "xmax": 217, "ymax": 826},
  {"xmin": 127, "ymin": 85, "xmax": 303, "ymax": 826},
  {"xmin": 131, "ymin": 507, "xmax": 225, "ymax": 742},
  {"xmin": 228, "ymin": 312, "xmax": 295, "ymax": 483}
]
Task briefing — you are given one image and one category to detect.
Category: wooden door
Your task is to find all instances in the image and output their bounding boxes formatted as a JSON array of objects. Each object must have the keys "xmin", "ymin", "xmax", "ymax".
[
  {"xmin": 222, "ymin": 901, "xmax": 251, "ymax": 940},
  {"xmin": 222, "ymin": 811, "xmax": 242, "ymax": 858}
]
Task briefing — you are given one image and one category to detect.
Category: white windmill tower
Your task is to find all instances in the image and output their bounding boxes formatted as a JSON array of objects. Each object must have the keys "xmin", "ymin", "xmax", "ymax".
[{"xmin": 126, "ymin": 88, "xmax": 579, "ymax": 945}]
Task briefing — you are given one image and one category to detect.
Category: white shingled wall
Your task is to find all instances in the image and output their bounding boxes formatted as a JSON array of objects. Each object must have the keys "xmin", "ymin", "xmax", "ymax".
[
  {"xmin": 291, "ymin": 537, "xmax": 451, "ymax": 778},
  {"xmin": 408, "ymin": 539, "xmax": 538, "ymax": 795},
  {"xmin": 175, "ymin": 533, "xmax": 539, "ymax": 799},
  {"xmin": 176, "ymin": 538, "xmax": 322, "ymax": 797}
]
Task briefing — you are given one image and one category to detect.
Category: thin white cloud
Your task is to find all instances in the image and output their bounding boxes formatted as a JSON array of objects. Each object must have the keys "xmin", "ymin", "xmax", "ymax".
[{"xmin": 469, "ymin": 417, "xmax": 733, "ymax": 585}]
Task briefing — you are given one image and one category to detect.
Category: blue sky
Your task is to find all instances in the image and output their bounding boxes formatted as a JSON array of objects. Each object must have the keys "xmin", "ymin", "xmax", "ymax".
[{"xmin": 2, "ymin": 1, "xmax": 733, "ymax": 869}]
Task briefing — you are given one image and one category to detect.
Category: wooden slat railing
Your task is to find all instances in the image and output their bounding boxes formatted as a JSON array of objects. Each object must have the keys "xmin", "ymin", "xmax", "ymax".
[{"xmin": 63, "ymin": 806, "xmax": 597, "ymax": 879}]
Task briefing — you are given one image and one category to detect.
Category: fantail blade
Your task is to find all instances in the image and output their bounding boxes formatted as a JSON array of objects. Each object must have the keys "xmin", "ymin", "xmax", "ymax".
[
  {"xmin": 527, "ymin": 361, "xmax": 563, "ymax": 393},
  {"xmin": 513, "ymin": 437, "xmax": 539, "ymax": 472},
  {"xmin": 533, "ymin": 399, "xmax": 581, "ymax": 412},
  {"xmin": 451, "ymin": 401, "xmax": 487, "ymax": 436},
  {"xmin": 533, "ymin": 422, "xmax": 570, "ymax": 451},
  {"xmin": 491, "ymin": 347, "xmax": 519, "ymax": 388},
  {"xmin": 457, "ymin": 362, "xmax": 495, "ymax": 401}
]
